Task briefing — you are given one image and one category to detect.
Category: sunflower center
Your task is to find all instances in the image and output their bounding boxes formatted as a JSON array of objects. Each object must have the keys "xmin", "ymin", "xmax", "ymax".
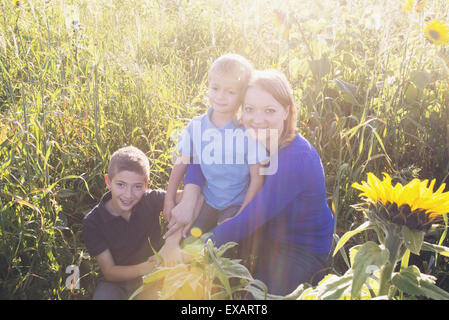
[{"xmin": 429, "ymin": 29, "xmax": 440, "ymax": 40}]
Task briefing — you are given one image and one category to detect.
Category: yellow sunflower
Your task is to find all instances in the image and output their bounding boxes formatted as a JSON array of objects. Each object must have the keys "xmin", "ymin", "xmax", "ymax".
[
  {"xmin": 423, "ymin": 19, "xmax": 449, "ymax": 45},
  {"xmin": 402, "ymin": 0, "xmax": 426, "ymax": 12},
  {"xmin": 352, "ymin": 173, "xmax": 449, "ymax": 231}
]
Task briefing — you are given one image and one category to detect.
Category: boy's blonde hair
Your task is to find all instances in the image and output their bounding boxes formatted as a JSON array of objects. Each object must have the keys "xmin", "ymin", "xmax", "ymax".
[
  {"xmin": 247, "ymin": 69, "xmax": 298, "ymax": 149},
  {"xmin": 208, "ymin": 53, "xmax": 253, "ymax": 92},
  {"xmin": 108, "ymin": 146, "xmax": 150, "ymax": 181}
]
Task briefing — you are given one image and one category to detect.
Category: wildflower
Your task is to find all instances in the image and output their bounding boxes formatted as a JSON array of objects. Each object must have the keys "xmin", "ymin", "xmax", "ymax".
[
  {"xmin": 423, "ymin": 19, "xmax": 449, "ymax": 45},
  {"xmin": 352, "ymin": 173, "xmax": 449, "ymax": 231},
  {"xmin": 402, "ymin": 0, "xmax": 426, "ymax": 12}
]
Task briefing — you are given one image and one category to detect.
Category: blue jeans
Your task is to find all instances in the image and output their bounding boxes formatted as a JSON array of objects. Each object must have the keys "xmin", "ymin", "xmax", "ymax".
[
  {"xmin": 238, "ymin": 236, "xmax": 331, "ymax": 297},
  {"xmin": 93, "ymin": 277, "xmax": 142, "ymax": 300},
  {"xmin": 190, "ymin": 202, "xmax": 240, "ymax": 235},
  {"xmin": 254, "ymin": 242, "xmax": 330, "ymax": 295}
]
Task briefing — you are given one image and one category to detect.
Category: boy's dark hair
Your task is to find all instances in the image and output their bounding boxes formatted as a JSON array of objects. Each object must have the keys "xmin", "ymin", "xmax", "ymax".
[{"xmin": 108, "ymin": 146, "xmax": 150, "ymax": 180}]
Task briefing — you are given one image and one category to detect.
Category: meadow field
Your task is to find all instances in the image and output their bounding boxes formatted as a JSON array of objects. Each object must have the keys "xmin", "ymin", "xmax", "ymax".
[{"xmin": 1, "ymin": 0, "xmax": 449, "ymax": 299}]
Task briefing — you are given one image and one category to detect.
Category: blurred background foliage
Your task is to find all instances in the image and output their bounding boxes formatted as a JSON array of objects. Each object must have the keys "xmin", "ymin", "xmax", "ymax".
[{"xmin": 0, "ymin": 0, "xmax": 448, "ymax": 299}]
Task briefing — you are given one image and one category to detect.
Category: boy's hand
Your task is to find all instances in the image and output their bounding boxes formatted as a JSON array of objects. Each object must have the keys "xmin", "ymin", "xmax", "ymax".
[
  {"xmin": 163, "ymin": 199, "xmax": 176, "ymax": 222},
  {"xmin": 141, "ymin": 255, "xmax": 160, "ymax": 276},
  {"xmin": 164, "ymin": 200, "xmax": 195, "ymax": 239},
  {"xmin": 158, "ymin": 243, "xmax": 191, "ymax": 267},
  {"xmin": 148, "ymin": 255, "xmax": 161, "ymax": 267}
]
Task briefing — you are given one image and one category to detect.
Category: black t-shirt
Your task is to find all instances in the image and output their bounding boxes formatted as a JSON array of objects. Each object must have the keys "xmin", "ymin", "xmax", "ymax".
[{"xmin": 82, "ymin": 189, "xmax": 165, "ymax": 267}]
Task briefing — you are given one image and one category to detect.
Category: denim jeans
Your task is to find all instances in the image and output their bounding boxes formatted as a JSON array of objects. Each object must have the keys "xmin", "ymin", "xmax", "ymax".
[
  {"xmin": 237, "ymin": 236, "xmax": 331, "ymax": 297},
  {"xmin": 190, "ymin": 202, "xmax": 240, "ymax": 235},
  {"xmin": 93, "ymin": 277, "xmax": 142, "ymax": 300}
]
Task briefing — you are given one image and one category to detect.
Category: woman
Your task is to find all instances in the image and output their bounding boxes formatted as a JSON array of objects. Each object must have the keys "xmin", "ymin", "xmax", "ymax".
[{"xmin": 169, "ymin": 69, "xmax": 335, "ymax": 296}]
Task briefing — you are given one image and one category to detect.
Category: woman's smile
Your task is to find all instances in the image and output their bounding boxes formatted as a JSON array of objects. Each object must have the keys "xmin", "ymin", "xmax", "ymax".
[{"xmin": 242, "ymin": 85, "xmax": 288, "ymax": 149}]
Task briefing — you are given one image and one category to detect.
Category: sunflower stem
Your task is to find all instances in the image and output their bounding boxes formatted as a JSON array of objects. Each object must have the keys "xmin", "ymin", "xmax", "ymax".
[{"xmin": 378, "ymin": 232, "xmax": 403, "ymax": 297}]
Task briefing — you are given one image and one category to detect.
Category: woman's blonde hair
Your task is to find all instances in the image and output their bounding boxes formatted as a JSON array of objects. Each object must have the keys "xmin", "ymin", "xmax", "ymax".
[{"xmin": 246, "ymin": 69, "xmax": 298, "ymax": 149}]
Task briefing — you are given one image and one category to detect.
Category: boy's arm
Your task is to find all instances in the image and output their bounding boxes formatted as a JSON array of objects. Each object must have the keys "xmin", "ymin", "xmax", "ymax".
[
  {"xmin": 162, "ymin": 163, "xmax": 205, "ymax": 239},
  {"xmin": 95, "ymin": 249, "xmax": 158, "ymax": 282},
  {"xmin": 164, "ymin": 183, "xmax": 203, "ymax": 239},
  {"xmin": 234, "ymin": 163, "xmax": 264, "ymax": 217},
  {"xmin": 163, "ymin": 155, "xmax": 190, "ymax": 222}
]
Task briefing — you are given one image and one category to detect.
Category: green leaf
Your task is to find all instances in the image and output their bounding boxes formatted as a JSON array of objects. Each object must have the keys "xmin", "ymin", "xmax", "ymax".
[
  {"xmin": 401, "ymin": 249, "xmax": 411, "ymax": 270},
  {"xmin": 333, "ymin": 233, "xmax": 351, "ymax": 269},
  {"xmin": 437, "ymin": 214, "xmax": 448, "ymax": 261},
  {"xmin": 402, "ymin": 226, "xmax": 425, "ymax": 255},
  {"xmin": 219, "ymin": 258, "xmax": 253, "ymax": 281},
  {"xmin": 349, "ymin": 244, "xmax": 361, "ymax": 267},
  {"xmin": 128, "ymin": 286, "xmax": 143, "ymax": 300},
  {"xmin": 405, "ymin": 82, "xmax": 419, "ymax": 103},
  {"xmin": 421, "ymin": 241, "xmax": 449, "ymax": 257},
  {"xmin": 351, "ymin": 241, "xmax": 389, "ymax": 299},
  {"xmin": 335, "ymin": 79, "xmax": 359, "ymax": 105},
  {"xmin": 205, "ymin": 240, "xmax": 233, "ymax": 299},
  {"xmin": 142, "ymin": 267, "xmax": 172, "ymax": 285},
  {"xmin": 216, "ymin": 241, "xmax": 238, "ymax": 258},
  {"xmin": 342, "ymin": 92, "xmax": 358, "ymax": 105},
  {"xmin": 309, "ymin": 56, "xmax": 331, "ymax": 79},
  {"xmin": 342, "ymin": 52, "xmax": 356, "ymax": 69},
  {"xmin": 282, "ymin": 283, "xmax": 309, "ymax": 300},
  {"xmin": 316, "ymin": 272, "xmax": 354, "ymax": 300},
  {"xmin": 244, "ymin": 279, "xmax": 278, "ymax": 300},
  {"xmin": 392, "ymin": 265, "xmax": 449, "ymax": 300},
  {"xmin": 333, "ymin": 221, "xmax": 375, "ymax": 256},
  {"xmin": 410, "ymin": 70, "xmax": 431, "ymax": 90}
]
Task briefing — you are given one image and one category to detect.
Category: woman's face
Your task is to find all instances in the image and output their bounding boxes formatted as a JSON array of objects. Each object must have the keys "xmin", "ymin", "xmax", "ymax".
[{"xmin": 242, "ymin": 85, "xmax": 288, "ymax": 148}]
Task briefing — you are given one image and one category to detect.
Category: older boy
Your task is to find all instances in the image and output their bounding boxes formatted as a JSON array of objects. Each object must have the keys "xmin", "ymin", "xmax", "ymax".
[{"xmin": 82, "ymin": 146, "xmax": 165, "ymax": 300}]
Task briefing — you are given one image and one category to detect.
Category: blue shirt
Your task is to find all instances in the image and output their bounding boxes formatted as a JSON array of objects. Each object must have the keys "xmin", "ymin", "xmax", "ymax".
[
  {"xmin": 184, "ymin": 134, "xmax": 335, "ymax": 255},
  {"xmin": 178, "ymin": 108, "xmax": 268, "ymax": 210}
]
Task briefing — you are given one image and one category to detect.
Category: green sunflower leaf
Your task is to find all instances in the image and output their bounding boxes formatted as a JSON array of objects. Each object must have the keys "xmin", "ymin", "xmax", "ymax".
[
  {"xmin": 421, "ymin": 241, "xmax": 449, "ymax": 257},
  {"xmin": 316, "ymin": 271, "xmax": 353, "ymax": 300},
  {"xmin": 333, "ymin": 221, "xmax": 376, "ymax": 257},
  {"xmin": 392, "ymin": 265, "xmax": 449, "ymax": 300},
  {"xmin": 351, "ymin": 241, "xmax": 389, "ymax": 299},
  {"xmin": 402, "ymin": 226, "xmax": 425, "ymax": 255}
]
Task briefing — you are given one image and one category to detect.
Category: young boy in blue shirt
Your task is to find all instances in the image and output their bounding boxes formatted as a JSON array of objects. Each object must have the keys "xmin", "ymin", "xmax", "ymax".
[
  {"xmin": 162, "ymin": 54, "xmax": 268, "ymax": 250},
  {"xmin": 82, "ymin": 146, "xmax": 166, "ymax": 299}
]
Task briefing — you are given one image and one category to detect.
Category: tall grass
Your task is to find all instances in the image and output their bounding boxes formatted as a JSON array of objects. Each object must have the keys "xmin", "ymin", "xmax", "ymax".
[{"xmin": 0, "ymin": 0, "xmax": 448, "ymax": 298}]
